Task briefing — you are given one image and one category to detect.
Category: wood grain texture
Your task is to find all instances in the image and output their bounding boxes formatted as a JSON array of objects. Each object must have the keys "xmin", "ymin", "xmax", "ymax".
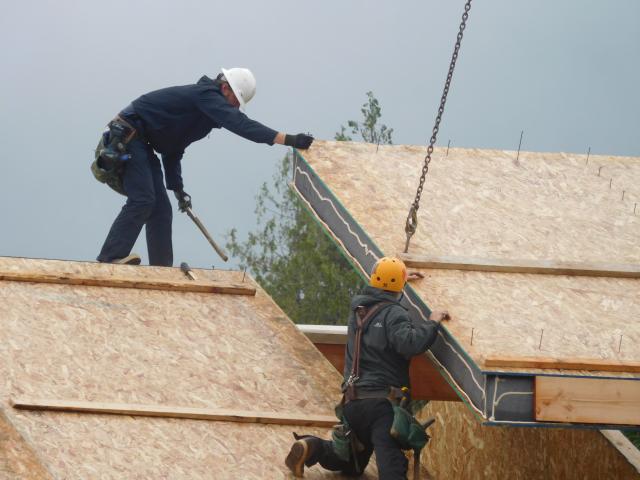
[
  {"xmin": 0, "ymin": 270, "xmax": 255, "ymax": 295},
  {"xmin": 297, "ymin": 141, "xmax": 640, "ymax": 375},
  {"xmin": 0, "ymin": 409, "xmax": 51, "ymax": 480},
  {"xmin": 419, "ymin": 400, "xmax": 640, "ymax": 479},
  {"xmin": 535, "ymin": 376, "xmax": 640, "ymax": 425},
  {"xmin": 399, "ymin": 253, "xmax": 640, "ymax": 278},
  {"xmin": 12, "ymin": 399, "xmax": 337, "ymax": 428},
  {"xmin": 485, "ymin": 356, "xmax": 640, "ymax": 373},
  {"xmin": 0, "ymin": 256, "xmax": 377, "ymax": 479},
  {"xmin": 601, "ymin": 430, "xmax": 640, "ymax": 474}
]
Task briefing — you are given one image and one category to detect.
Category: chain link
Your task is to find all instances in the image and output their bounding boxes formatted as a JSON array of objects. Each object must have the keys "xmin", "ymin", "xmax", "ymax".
[{"xmin": 404, "ymin": 0, "xmax": 473, "ymax": 253}]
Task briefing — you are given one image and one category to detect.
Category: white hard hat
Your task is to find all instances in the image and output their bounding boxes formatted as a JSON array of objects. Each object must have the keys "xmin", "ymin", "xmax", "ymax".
[{"xmin": 221, "ymin": 67, "xmax": 256, "ymax": 109}]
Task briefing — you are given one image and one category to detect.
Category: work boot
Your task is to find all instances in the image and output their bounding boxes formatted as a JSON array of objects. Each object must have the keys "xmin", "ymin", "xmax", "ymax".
[
  {"xmin": 285, "ymin": 434, "xmax": 323, "ymax": 477},
  {"xmin": 111, "ymin": 253, "xmax": 141, "ymax": 265}
]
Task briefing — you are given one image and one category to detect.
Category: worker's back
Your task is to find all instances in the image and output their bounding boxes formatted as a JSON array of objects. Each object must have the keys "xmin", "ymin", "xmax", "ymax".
[{"xmin": 343, "ymin": 286, "xmax": 439, "ymax": 392}]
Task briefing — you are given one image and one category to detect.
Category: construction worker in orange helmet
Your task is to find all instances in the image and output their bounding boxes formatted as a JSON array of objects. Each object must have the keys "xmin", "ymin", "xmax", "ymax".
[{"xmin": 285, "ymin": 256, "xmax": 449, "ymax": 479}]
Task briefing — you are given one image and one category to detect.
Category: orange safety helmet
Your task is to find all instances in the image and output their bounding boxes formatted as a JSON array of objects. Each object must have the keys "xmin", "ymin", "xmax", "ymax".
[{"xmin": 369, "ymin": 257, "xmax": 408, "ymax": 292}]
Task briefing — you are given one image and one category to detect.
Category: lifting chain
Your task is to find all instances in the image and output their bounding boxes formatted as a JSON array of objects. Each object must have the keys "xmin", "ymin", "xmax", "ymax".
[{"xmin": 404, "ymin": 0, "xmax": 473, "ymax": 253}]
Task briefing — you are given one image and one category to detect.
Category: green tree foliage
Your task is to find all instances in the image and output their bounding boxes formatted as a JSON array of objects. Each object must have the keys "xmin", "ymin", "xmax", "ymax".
[
  {"xmin": 335, "ymin": 91, "xmax": 394, "ymax": 145},
  {"xmin": 227, "ymin": 92, "xmax": 392, "ymax": 325}
]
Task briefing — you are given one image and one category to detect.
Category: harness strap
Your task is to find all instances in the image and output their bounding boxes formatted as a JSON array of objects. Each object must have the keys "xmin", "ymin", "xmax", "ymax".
[{"xmin": 345, "ymin": 301, "xmax": 392, "ymax": 402}]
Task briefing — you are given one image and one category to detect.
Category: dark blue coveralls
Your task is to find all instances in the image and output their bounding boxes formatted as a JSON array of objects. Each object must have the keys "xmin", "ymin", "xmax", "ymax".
[{"xmin": 97, "ymin": 75, "xmax": 278, "ymax": 266}]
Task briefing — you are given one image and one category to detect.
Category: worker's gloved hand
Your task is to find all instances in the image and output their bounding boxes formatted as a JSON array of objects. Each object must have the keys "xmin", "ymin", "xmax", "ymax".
[
  {"xmin": 284, "ymin": 133, "xmax": 314, "ymax": 149},
  {"xmin": 429, "ymin": 310, "xmax": 450, "ymax": 324},
  {"xmin": 174, "ymin": 189, "xmax": 192, "ymax": 212}
]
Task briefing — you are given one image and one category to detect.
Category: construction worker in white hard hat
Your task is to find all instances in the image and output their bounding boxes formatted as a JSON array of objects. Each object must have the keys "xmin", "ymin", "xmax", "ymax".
[
  {"xmin": 92, "ymin": 67, "xmax": 314, "ymax": 266},
  {"xmin": 285, "ymin": 257, "xmax": 449, "ymax": 479}
]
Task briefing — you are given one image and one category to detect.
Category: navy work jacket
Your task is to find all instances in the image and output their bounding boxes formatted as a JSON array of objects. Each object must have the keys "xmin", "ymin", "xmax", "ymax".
[{"xmin": 126, "ymin": 75, "xmax": 278, "ymax": 190}]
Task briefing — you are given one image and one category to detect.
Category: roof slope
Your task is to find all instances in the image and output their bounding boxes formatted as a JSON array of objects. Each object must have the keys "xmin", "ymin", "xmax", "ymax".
[
  {"xmin": 293, "ymin": 140, "xmax": 640, "ymax": 427},
  {"xmin": 0, "ymin": 257, "xmax": 376, "ymax": 478}
]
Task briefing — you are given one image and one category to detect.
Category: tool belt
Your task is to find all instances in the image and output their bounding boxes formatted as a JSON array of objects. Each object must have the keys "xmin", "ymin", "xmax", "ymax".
[
  {"xmin": 90, "ymin": 115, "xmax": 139, "ymax": 196},
  {"xmin": 343, "ymin": 385, "xmax": 407, "ymax": 404}
]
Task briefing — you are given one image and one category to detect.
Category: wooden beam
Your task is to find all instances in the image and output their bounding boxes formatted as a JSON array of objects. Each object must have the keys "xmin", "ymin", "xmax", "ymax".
[
  {"xmin": 11, "ymin": 399, "xmax": 336, "ymax": 428},
  {"xmin": 535, "ymin": 376, "xmax": 640, "ymax": 425},
  {"xmin": 484, "ymin": 356, "xmax": 640, "ymax": 374},
  {"xmin": 297, "ymin": 324, "xmax": 347, "ymax": 345},
  {"xmin": 0, "ymin": 271, "xmax": 256, "ymax": 296},
  {"xmin": 600, "ymin": 430, "xmax": 640, "ymax": 474},
  {"xmin": 398, "ymin": 253, "xmax": 640, "ymax": 279}
]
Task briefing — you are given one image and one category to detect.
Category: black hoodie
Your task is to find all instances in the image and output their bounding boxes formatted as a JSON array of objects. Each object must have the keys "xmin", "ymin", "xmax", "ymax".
[{"xmin": 343, "ymin": 286, "xmax": 440, "ymax": 392}]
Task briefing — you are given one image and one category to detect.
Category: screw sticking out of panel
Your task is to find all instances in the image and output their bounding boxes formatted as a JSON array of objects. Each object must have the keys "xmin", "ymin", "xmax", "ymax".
[
  {"xmin": 586, "ymin": 147, "xmax": 591, "ymax": 165},
  {"xmin": 598, "ymin": 166, "xmax": 603, "ymax": 176},
  {"xmin": 446, "ymin": 140, "xmax": 451, "ymax": 157},
  {"xmin": 635, "ymin": 203, "xmax": 637, "ymax": 215},
  {"xmin": 242, "ymin": 267, "xmax": 247, "ymax": 283},
  {"xmin": 609, "ymin": 178, "xmax": 612, "ymax": 189},
  {"xmin": 376, "ymin": 139, "xmax": 380, "ymax": 154},
  {"xmin": 516, "ymin": 130, "xmax": 524, "ymax": 164},
  {"xmin": 538, "ymin": 329, "xmax": 544, "ymax": 350},
  {"xmin": 471, "ymin": 328, "xmax": 475, "ymax": 346},
  {"xmin": 618, "ymin": 334, "xmax": 623, "ymax": 353},
  {"xmin": 622, "ymin": 190, "xmax": 625, "ymax": 201}
]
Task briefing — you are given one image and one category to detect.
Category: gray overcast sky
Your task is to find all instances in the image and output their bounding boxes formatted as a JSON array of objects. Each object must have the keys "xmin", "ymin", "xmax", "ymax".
[{"xmin": 1, "ymin": 1, "xmax": 638, "ymax": 269}]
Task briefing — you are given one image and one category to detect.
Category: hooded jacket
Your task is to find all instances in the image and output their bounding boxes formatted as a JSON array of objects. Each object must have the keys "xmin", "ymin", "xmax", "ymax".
[
  {"xmin": 343, "ymin": 286, "xmax": 440, "ymax": 393},
  {"xmin": 128, "ymin": 75, "xmax": 278, "ymax": 190}
]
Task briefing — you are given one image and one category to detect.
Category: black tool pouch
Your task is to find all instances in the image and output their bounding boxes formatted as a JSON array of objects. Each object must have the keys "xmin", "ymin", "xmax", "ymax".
[{"xmin": 90, "ymin": 118, "xmax": 136, "ymax": 196}]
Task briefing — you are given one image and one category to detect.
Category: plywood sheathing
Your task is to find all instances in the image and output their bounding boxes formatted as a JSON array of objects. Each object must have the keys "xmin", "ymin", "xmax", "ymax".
[
  {"xmin": 0, "ymin": 257, "xmax": 377, "ymax": 478},
  {"xmin": 295, "ymin": 141, "xmax": 640, "ymax": 374},
  {"xmin": 301, "ymin": 142, "xmax": 639, "ymax": 263},
  {"xmin": 419, "ymin": 401, "xmax": 640, "ymax": 479},
  {"xmin": 0, "ymin": 409, "xmax": 51, "ymax": 479}
]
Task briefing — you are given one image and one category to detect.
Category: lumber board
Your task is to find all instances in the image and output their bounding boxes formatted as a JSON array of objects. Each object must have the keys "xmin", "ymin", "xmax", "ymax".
[
  {"xmin": 0, "ymin": 270, "xmax": 256, "ymax": 295},
  {"xmin": 484, "ymin": 356, "xmax": 640, "ymax": 373},
  {"xmin": 535, "ymin": 376, "xmax": 640, "ymax": 425},
  {"xmin": 399, "ymin": 253, "xmax": 640, "ymax": 279},
  {"xmin": 297, "ymin": 324, "xmax": 348, "ymax": 345},
  {"xmin": 12, "ymin": 399, "xmax": 337, "ymax": 428}
]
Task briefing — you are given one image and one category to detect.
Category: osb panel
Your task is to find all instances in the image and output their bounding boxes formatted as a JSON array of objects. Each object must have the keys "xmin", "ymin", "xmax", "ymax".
[
  {"xmin": 10, "ymin": 412, "xmax": 379, "ymax": 479},
  {"xmin": 0, "ymin": 409, "xmax": 51, "ymax": 480},
  {"xmin": 300, "ymin": 141, "xmax": 640, "ymax": 263},
  {"xmin": 418, "ymin": 401, "xmax": 640, "ymax": 480},
  {"xmin": 299, "ymin": 142, "xmax": 640, "ymax": 371},
  {"xmin": 418, "ymin": 269, "xmax": 640, "ymax": 375},
  {"xmin": 0, "ymin": 257, "xmax": 367, "ymax": 478}
]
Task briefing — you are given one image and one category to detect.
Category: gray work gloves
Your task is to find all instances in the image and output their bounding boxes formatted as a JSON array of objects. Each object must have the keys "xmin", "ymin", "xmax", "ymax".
[
  {"xmin": 284, "ymin": 133, "xmax": 314, "ymax": 149},
  {"xmin": 174, "ymin": 189, "xmax": 192, "ymax": 212}
]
